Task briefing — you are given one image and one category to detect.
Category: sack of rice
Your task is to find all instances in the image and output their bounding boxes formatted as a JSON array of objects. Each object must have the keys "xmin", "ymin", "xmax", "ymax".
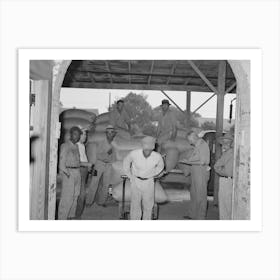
[
  {"xmin": 86, "ymin": 142, "xmax": 97, "ymax": 164},
  {"xmin": 95, "ymin": 112, "xmax": 110, "ymax": 124},
  {"xmin": 60, "ymin": 109, "xmax": 96, "ymax": 122},
  {"xmin": 60, "ymin": 117, "xmax": 92, "ymax": 131},
  {"xmin": 165, "ymin": 147, "xmax": 179, "ymax": 172},
  {"xmin": 112, "ymin": 180, "xmax": 168, "ymax": 203},
  {"xmin": 87, "ymin": 132, "xmax": 107, "ymax": 144}
]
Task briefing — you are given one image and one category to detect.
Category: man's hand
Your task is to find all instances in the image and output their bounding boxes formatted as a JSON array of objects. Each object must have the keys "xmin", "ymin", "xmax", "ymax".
[{"xmin": 107, "ymin": 148, "xmax": 113, "ymax": 155}]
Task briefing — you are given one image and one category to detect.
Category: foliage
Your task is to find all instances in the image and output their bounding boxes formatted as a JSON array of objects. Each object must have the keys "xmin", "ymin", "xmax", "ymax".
[
  {"xmin": 201, "ymin": 121, "xmax": 216, "ymax": 130},
  {"xmin": 111, "ymin": 92, "xmax": 154, "ymax": 135}
]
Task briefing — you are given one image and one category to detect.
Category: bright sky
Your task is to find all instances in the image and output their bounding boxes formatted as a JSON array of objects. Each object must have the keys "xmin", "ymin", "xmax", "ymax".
[{"xmin": 60, "ymin": 88, "xmax": 236, "ymax": 119}]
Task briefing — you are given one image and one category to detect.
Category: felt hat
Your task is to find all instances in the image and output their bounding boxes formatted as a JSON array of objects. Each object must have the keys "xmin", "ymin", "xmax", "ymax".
[{"xmin": 161, "ymin": 99, "xmax": 171, "ymax": 106}]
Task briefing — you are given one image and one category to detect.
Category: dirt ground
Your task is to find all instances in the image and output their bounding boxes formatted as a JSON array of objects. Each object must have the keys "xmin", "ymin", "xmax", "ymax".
[{"xmin": 80, "ymin": 199, "xmax": 219, "ymax": 220}]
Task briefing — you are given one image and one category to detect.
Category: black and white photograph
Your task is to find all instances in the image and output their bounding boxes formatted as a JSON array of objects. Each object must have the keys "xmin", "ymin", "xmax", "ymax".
[{"xmin": 24, "ymin": 52, "xmax": 257, "ymax": 228}]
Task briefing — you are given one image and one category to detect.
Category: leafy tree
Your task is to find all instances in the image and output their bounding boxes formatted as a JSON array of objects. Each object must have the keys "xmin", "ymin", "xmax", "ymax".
[{"xmin": 111, "ymin": 92, "xmax": 155, "ymax": 135}]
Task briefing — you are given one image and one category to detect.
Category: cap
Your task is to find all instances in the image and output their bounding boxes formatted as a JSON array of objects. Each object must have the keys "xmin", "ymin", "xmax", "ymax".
[
  {"xmin": 106, "ymin": 125, "xmax": 115, "ymax": 130},
  {"xmin": 116, "ymin": 99, "xmax": 124, "ymax": 104},
  {"xmin": 142, "ymin": 136, "xmax": 156, "ymax": 150}
]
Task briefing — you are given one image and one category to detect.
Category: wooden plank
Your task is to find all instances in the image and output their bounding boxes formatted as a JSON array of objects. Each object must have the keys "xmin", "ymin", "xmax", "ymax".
[
  {"xmin": 64, "ymin": 81, "xmax": 232, "ymax": 93},
  {"xmin": 186, "ymin": 91, "xmax": 191, "ymax": 129},
  {"xmin": 105, "ymin": 61, "xmax": 113, "ymax": 85},
  {"xmin": 214, "ymin": 60, "xmax": 226, "ymax": 206},
  {"xmin": 166, "ymin": 61, "xmax": 177, "ymax": 85},
  {"xmin": 47, "ymin": 60, "xmax": 71, "ymax": 220},
  {"xmin": 225, "ymin": 81, "xmax": 237, "ymax": 93},
  {"xmin": 72, "ymin": 68, "xmax": 235, "ymax": 81},
  {"xmin": 148, "ymin": 60, "xmax": 154, "ymax": 85},
  {"xmin": 30, "ymin": 80, "xmax": 49, "ymax": 220},
  {"xmin": 187, "ymin": 60, "xmax": 220, "ymax": 95},
  {"xmin": 128, "ymin": 61, "xmax": 131, "ymax": 84}
]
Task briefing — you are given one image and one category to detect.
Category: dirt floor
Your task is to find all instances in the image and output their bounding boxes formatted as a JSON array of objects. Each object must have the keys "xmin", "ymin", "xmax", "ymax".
[{"xmin": 80, "ymin": 199, "xmax": 219, "ymax": 220}]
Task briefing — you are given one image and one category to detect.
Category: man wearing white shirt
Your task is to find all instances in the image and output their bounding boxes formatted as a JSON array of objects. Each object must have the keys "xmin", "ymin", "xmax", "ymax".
[{"xmin": 123, "ymin": 136, "xmax": 164, "ymax": 220}]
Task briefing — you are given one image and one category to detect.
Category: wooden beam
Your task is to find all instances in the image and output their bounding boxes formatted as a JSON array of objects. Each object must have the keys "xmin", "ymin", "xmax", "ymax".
[
  {"xmin": 186, "ymin": 91, "xmax": 191, "ymax": 129},
  {"xmin": 105, "ymin": 61, "xmax": 113, "ymax": 85},
  {"xmin": 191, "ymin": 81, "xmax": 237, "ymax": 114},
  {"xmin": 73, "ymin": 68, "xmax": 235, "ymax": 81},
  {"xmin": 148, "ymin": 60, "xmax": 154, "ymax": 85},
  {"xmin": 161, "ymin": 90, "xmax": 185, "ymax": 114},
  {"xmin": 214, "ymin": 60, "xmax": 227, "ymax": 206},
  {"xmin": 187, "ymin": 60, "xmax": 220, "ymax": 95},
  {"xmin": 225, "ymin": 81, "xmax": 237, "ymax": 93},
  {"xmin": 192, "ymin": 93, "xmax": 216, "ymax": 114},
  {"xmin": 128, "ymin": 61, "xmax": 131, "ymax": 84},
  {"xmin": 166, "ymin": 61, "xmax": 177, "ymax": 85},
  {"xmin": 64, "ymin": 81, "xmax": 230, "ymax": 93},
  {"xmin": 30, "ymin": 80, "xmax": 50, "ymax": 220}
]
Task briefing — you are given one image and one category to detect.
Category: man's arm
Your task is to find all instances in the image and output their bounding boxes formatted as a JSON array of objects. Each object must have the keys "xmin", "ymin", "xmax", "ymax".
[
  {"xmin": 123, "ymin": 151, "xmax": 134, "ymax": 179},
  {"xmin": 169, "ymin": 113, "xmax": 178, "ymax": 140},
  {"xmin": 152, "ymin": 155, "xmax": 165, "ymax": 177},
  {"xmin": 59, "ymin": 144, "xmax": 69, "ymax": 177}
]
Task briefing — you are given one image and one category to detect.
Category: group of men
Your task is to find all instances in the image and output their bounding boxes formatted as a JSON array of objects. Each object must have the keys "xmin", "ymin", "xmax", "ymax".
[{"xmin": 58, "ymin": 98, "xmax": 234, "ymax": 220}]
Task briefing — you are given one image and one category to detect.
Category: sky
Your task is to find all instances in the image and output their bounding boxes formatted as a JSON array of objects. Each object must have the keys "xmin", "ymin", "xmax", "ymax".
[{"xmin": 60, "ymin": 88, "xmax": 236, "ymax": 119}]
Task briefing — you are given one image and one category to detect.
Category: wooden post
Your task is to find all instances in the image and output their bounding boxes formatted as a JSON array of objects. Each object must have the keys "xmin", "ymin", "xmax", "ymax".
[
  {"xmin": 186, "ymin": 91, "xmax": 191, "ymax": 130},
  {"xmin": 47, "ymin": 60, "xmax": 71, "ymax": 219},
  {"xmin": 30, "ymin": 80, "xmax": 50, "ymax": 219},
  {"xmin": 214, "ymin": 60, "xmax": 226, "ymax": 206}
]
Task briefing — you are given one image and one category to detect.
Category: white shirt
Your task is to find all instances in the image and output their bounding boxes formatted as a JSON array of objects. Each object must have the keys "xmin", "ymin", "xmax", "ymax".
[
  {"xmin": 77, "ymin": 142, "xmax": 88, "ymax": 163},
  {"xmin": 123, "ymin": 149, "xmax": 164, "ymax": 179}
]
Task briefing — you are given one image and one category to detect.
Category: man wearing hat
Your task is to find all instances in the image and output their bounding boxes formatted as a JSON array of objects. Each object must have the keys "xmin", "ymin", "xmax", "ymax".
[
  {"xmin": 180, "ymin": 130, "xmax": 210, "ymax": 220},
  {"xmin": 86, "ymin": 125, "xmax": 117, "ymax": 206},
  {"xmin": 214, "ymin": 132, "xmax": 234, "ymax": 220},
  {"xmin": 109, "ymin": 99, "xmax": 131, "ymax": 139},
  {"xmin": 58, "ymin": 126, "xmax": 92, "ymax": 219},
  {"xmin": 123, "ymin": 136, "xmax": 164, "ymax": 219},
  {"xmin": 156, "ymin": 99, "xmax": 178, "ymax": 152}
]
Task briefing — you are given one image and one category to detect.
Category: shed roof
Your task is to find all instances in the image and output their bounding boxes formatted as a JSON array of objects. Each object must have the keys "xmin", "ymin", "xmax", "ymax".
[{"xmin": 62, "ymin": 60, "xmax": 236, "ymax": 93}]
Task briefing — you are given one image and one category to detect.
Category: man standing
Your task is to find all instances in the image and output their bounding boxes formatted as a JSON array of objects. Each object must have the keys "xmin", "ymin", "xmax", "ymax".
[
  {"xmin": 180, "ymin": 131, "xmax": 210, "ymax": 220},
  {"xmin": 76, "ymin": 129, "xmax": 91, "ymax": 217},
  {"xmin": 109, "ymin": 99, "xmax": 131, "ymax": 139},
  {"xmin": 58, "ymin": 126, "xmax": 92, "ymax": 220},
  {"xmin": 123, "ymin": 136, "xmax": 164, "ymax": 220},
  {"xmin": 86, "ymin": 125, "xmax": 117, "ymax": 206},
  {"xmin": 156, "ymin": 99, "xmax": 178, "ymax": 152},
  {"xmin": 214, "ymin": 132, "xmax": 234, "ymax": 220}
]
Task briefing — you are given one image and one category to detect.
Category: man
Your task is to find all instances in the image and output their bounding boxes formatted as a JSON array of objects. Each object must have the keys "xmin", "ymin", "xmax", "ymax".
[
  {"xmin": 75, "ymin": 128, "xmax": 91, "ymax": 217},
  {"xmin": 156, "ymin": 99, "xmax": 178, "ymax": 152},
  {"xmin": 214, "ymin": 132, "xmax": 234, "ymax": 220},
  {"xmin": 86, "ymin": 125, "xmax": 117, "ymax": 206},
  {"xmin": 58, "ymin": 126, "xmax": 92, "ymax": 220},
  {"xmin": 123, "ymin": 136, "xmax": 164, "ymax": 220},
  {"xmin": 109, "ymin": 99, "xmax": 131, "ymax": 139},
  {"xmin": 180, "ymin": 131, "xmax": 210, "ymax": 220}
]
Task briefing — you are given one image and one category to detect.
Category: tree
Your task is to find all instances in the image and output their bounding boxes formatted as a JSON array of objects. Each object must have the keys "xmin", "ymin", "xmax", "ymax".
[
  {"xmin": 111, "ymin": 92, "xmax": 156, "ymax": 135},
  {"xmin": 201, "ymin": 121, "xmax": 216, "ymax": 130}
]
